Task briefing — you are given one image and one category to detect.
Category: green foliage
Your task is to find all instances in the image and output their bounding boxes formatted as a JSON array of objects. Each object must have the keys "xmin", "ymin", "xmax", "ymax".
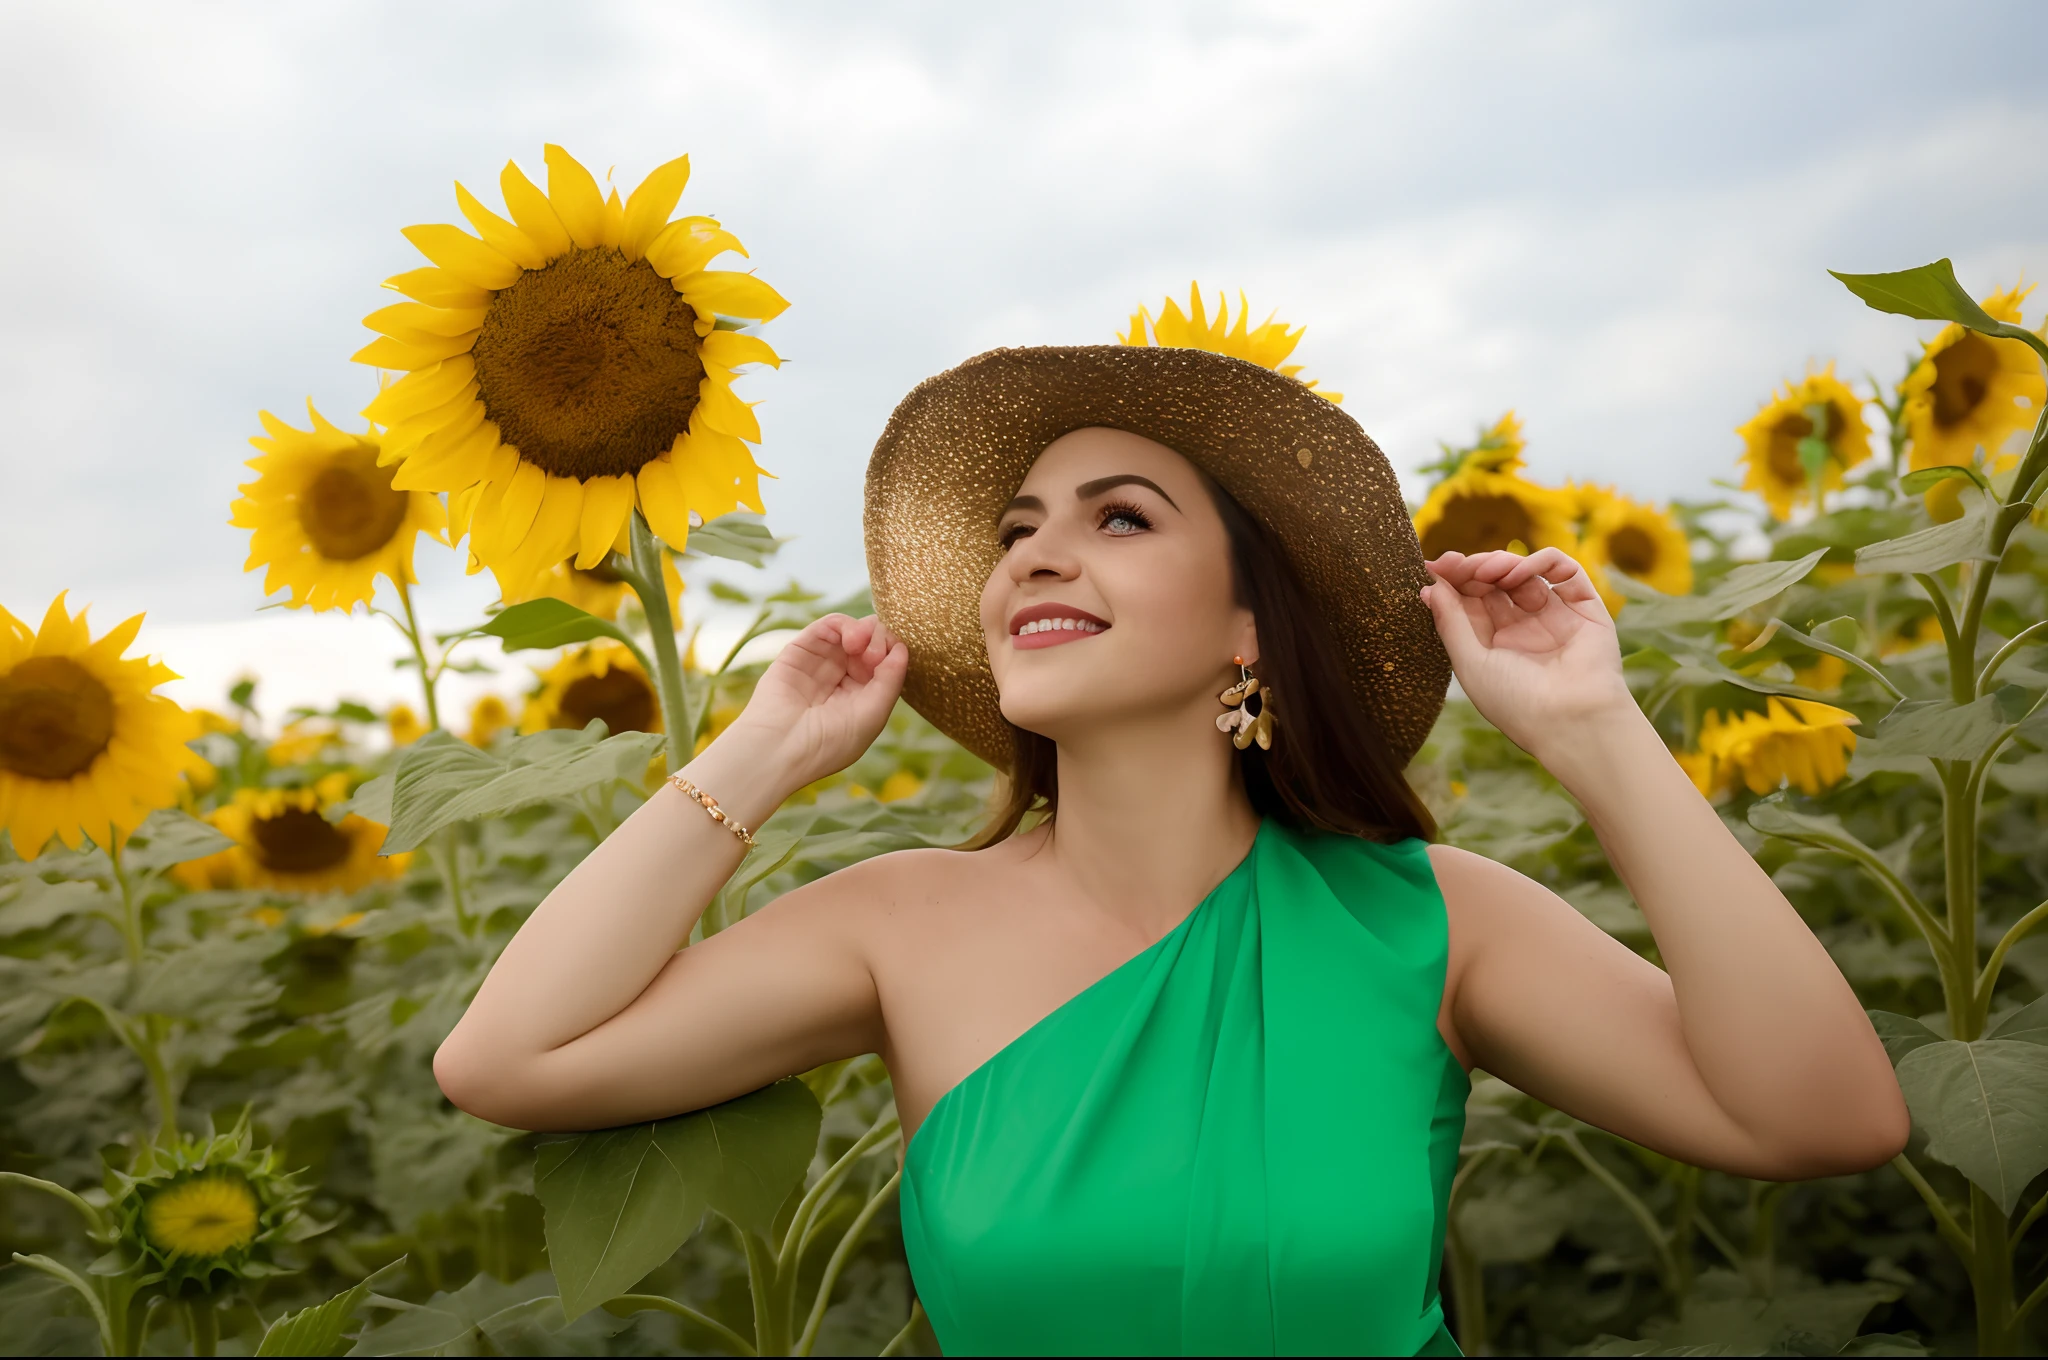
[{"xmin": 481, "ymin": 599, "xmax": 638, "ymax": 654}]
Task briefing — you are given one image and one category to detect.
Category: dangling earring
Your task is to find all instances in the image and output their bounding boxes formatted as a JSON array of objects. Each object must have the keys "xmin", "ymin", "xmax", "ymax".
[{"xmin": 1216, "ymin": 655, "xmax": 1277, "ymax": 751}]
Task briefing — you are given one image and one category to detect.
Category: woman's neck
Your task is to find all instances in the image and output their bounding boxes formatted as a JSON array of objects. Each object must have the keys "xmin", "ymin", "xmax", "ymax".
[{"xmin": 1041, "ymin": 706, "xmax": 1262, "ymax": 937}]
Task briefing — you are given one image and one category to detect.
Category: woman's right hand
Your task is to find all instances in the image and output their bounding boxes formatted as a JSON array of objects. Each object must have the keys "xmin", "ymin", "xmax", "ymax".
[{"xmin": 709, "ymin": 613, "xmax": 910, "ymax": 795}]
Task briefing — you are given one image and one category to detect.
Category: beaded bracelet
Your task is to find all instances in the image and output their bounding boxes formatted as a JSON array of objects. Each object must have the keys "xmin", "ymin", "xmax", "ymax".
[{"xmin": 666, "ymin": 773, "xmax": 758, "ymax": 848}]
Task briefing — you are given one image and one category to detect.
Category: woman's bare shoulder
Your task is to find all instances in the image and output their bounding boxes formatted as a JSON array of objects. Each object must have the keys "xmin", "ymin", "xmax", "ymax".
[{"xmin": 766, "ymin": 832, "xmax": 1028, "ymax": 928}]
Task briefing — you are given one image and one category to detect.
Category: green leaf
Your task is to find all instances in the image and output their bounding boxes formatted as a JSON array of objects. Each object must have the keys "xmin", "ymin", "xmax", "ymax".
[
  {"xmin": 1617, "ymin": 550, "xmax": 1827, "ymax": 629},
  {"xmin": 258, "ymin": 1257, "xmax": 406, "ymax": 1356},
  {"xmin": 0, "ymin": 877, "xmax": 111, "ymax": 936},
  {"xmin": 480, "ymin": 599, "xmax": 632, "ymax": 653},
  {"xmin": 382, "ymin": 728, "xmax": 666, "ymax": 854},
  {"xmin": 1862, "ymin": 694, "xmax": 2009, "ymax": 762},
  {"xmin": 536, "ymin": 1078, "xmax": 821, "ymax": 1320},
  {"xmin": 684, "ymin": 512, "xmax": 782, "ymax": 567},
  {"xmin": 1868, "ymin": 1011, "xmax": 1942, "ymax": 1067},
  {"xmin": 1832, "ymin": 258, "xmax": 2014, "ymax": 333},
  {"xmin": 1987, "ymin": 995, "xmax": 2048, "ymax": 1046},
  {"xmin": 1899, "ymin": 464, "xmax": 1994, "ymax": 497},
  {"xmin": 1854, "ymin": 486, "xmax": 1998, "ymax": 575},
  {"xmin": 345, "ymin": 1271, "xmax": 576, "ymax": 1357},
  {"xmin": 335, "ymin": 773, "xmax": 393, "ymax": 826},
  {"xmin": 1583, "ymin": 1269, "xmax": 1901, "ymax": 1356},
  {"xmin": 121, "ymin": 809, "xmax": 234, "ymax": 872},
  {"xmin": 1894, "ymin": 1038, "xmax": 2048, "ymax": 1214}
]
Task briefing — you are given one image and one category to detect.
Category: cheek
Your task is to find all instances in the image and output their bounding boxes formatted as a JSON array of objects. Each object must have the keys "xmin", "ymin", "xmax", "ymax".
[{"xmin": 1100, "ymin": 540, "xmax": 1238, "ymax": 652}]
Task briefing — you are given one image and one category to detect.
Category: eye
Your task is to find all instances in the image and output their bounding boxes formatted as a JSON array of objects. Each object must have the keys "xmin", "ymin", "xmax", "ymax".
[
  {"xmin": 998, "ymin": 520, "xmax": 1036, "ymax": 549},
  {"xmin": 1097, "ymin": 501, "xmax": 1153, "ymax": 536}
]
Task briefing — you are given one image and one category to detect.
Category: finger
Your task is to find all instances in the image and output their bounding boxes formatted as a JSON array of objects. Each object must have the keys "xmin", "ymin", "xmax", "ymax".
[
  {"xmin": 1506, "ymin": 574, "xmax": 1553, "ymax": 614},
  {"xmin": 1424, "ymin": 551, "xmax": 1467, "ymax": 580},
  {"xmin": 1421, "ymin": 577, "xmax": 1488, "ymax": 669},
  {"xmin": 1494, "ymin": 547, "xmax": 1581, "ymax": 592},
  {"xmin": 859, "ymin": 614, "xmax": 893, "ymax": 669}
]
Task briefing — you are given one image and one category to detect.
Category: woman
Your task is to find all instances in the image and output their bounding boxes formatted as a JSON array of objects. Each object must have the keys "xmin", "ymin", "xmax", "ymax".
[{"xmin": 435, "ymin": 345, "xmax": 1907, "ymax": 1356}]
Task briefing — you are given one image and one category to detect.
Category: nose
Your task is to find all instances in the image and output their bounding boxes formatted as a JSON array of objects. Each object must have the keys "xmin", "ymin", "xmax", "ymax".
[{"xmin": 1006, "ymin": 516, "xmax": 1081, "ymax": 584}]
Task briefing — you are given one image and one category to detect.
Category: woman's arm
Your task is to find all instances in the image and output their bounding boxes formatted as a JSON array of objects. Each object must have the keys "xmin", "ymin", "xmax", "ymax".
[
  {"xmin": 432, "ymin": 614, "xmax": 909, "ymax": 1132},
  {"xmin": 1421, "ymin": 549, "xmax": 1908, "ymax": 1179}
]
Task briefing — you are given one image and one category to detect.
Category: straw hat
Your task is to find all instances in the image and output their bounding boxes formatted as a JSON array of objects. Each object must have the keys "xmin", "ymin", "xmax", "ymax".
[{"xmin": 863, "ymin": 345, "xmax": 1449, "ymax": 770}]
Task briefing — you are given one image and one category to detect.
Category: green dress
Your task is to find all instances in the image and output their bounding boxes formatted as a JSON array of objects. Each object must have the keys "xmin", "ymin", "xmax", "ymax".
[{"xmin": 900, "ymin": 820, "xmax": 1469, "ymax": 1357}]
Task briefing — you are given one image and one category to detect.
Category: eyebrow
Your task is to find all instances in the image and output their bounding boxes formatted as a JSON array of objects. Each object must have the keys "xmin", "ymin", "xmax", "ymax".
[{"xmin": 997, "ymin": 474, "xmax": 1182, "ymax": 523}]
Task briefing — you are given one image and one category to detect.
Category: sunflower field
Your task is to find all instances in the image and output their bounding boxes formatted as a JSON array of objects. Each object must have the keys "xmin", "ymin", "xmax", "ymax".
[{"xmin": 3, "ymin": 143, "xmax": 2047, "ymax": 1357}]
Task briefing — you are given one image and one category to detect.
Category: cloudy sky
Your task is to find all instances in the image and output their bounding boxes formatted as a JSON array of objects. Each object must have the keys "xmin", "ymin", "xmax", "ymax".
[{"xmin": 3, "ymin": 1, "xmax": 2045, "ymax": 717}]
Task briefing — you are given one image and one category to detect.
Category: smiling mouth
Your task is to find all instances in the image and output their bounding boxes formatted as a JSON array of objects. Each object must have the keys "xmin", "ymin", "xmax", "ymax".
[{"xmin": 1009, "ymin": 605, "xmax": 1110, "ymax": 651}]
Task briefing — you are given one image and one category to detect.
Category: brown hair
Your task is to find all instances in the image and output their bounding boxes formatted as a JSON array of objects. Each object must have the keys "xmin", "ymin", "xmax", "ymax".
[{"xmin": 974, "ymin": 474, "xmax": 1438, "ymax": 846}]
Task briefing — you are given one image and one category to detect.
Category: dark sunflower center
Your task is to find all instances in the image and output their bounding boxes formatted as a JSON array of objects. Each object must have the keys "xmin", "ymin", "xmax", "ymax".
[
  {"xmin": 556, "ymin": 668, "xmax": 657, "ymax": 734},
  {"xmin": 1764, "ymin": 405, "xmax": 1834, "ymax": 483},
  {"xmin": 301, "ymin": 448, "xmax": 410, "ymax": 560},
  {"xmin": 0, "ymin": 656, "xmax": 115, "ymax": 780},
  {"xmin": 1606, "ymin": 524, "xmax": 1659, "ymax": 576},
  {"xmin": 251, "ymin": 807, "xmax": 352, "ymax": 874},
  {"xmin": 471, "ymin": 249, "xmax": 706, "ymax": 481},
  {"xmin": 1930, "ymin": 333, "xmax": 1997, "ymax": 429},
  {"xmin": 1420, "ymin": 492, "xmax": 1534, "ymax": 558}
]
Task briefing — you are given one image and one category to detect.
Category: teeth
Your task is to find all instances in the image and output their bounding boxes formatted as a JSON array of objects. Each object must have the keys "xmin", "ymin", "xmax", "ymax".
[{"xmin": 1018, "ymin": 617, "xmax": 1104, "ymax": 636}]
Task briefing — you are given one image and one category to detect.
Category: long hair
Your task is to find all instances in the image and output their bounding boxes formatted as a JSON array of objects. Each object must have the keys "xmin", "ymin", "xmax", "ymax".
[{"xmin": 974, "ymin": 475, "xmax": 1437, "ymax": 846}]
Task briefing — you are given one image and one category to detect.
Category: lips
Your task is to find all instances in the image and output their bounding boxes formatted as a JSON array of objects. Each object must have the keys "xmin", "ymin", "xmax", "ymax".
[{"xmin": 1008, "ymin": 601, "xmax": 1110, "ymax": 651}]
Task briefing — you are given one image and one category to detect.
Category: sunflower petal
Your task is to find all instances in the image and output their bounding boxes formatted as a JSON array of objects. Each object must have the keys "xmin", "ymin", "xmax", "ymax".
[
  {"xmin": 620, "ymin": 154, "xmax": 692, "ymax": 261},
  {"xmin": 365, "ymin": 356, "xmax": 478, "ymax": 427},
  {"xmin": 700, "ymin": 331, "xmax": 781, "ymax": 370},
  {"xmin": 351, "ymin": 332, "xmax": 476, "ymax": 369},
  {"xmin": 543, "ymin": 145, "xmax": 608, "ymax": 251},
  {"xmin": 509, "ymin": 477, "xmax": 584, "ymax": 586},
  {"xmin": 500, "ymin": 159, "xmax": 572, "ymax": 259},
  {"xmin": 383, "ymin": 266, "xmax": 493, "ymax": 309},
  {"xmin": 400, "ymin": 224, "xmax": 523, "ymax": 291},
  {"xmin": 693, "ymin": 370, "xmax": 763, "ymax": 443},
  {"xmin": 575, "ymin": 475, "xmax": 635, "ymax": 567},
  {"xmin": 672, "ymin": 425, "xmax": 766, "ymax": 518},
  {"xmin": 455, "ymin": 182, "xmax": 548, "ymax": 270},
  {"xmin": 493, "ymin": 461, "xmax": 548, "ymax": 559},
  {"xmin": 365, "ymin": 302, "xmax": 488, "ymax": 341},
  {"xmin": 599, "ymin": 187, "xmax": 624, "ymax": 249},
  {"xmin": 677, "ymin": 270, "xmax": 789, "ymax": 323},
  {"xmin": 644, "ymin": 218, "xmax": 743, "ymax": 279},
  {"xmin": 635, "ymin": 459, "xmax": 695, "ymax": 550}
]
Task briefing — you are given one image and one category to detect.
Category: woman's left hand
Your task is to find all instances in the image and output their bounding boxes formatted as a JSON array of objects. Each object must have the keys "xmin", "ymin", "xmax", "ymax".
[{"xmin": 1420, "ymin": 548, "xmax": 1634, "ymax": 757}]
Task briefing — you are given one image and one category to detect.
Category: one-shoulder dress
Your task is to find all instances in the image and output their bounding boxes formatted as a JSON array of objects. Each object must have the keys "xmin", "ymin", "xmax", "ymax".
[{"xmin": 899, "ymin": 819, "xmax": 1469, "ymax": 1356}]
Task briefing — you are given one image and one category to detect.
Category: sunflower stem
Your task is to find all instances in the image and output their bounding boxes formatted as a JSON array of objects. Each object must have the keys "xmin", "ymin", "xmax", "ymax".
[
  {"xmin": 182, "ymin": 1296, "xmax": 218, "ymax": 1358},
  {"xmin": 628, "ymin": 512, "xmax": 691, "ymax": 773},
  {"xmin": 393, "ymin": 578, "xmax": 442, "ymax": 730},
  {"xmin": 108, "ymin": 838, "xmax": 144, "ymax": 971}
]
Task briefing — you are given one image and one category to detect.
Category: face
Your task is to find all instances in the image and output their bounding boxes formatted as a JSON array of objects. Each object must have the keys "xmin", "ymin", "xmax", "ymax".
[{"xmin": 980, "ymin": 427, "xmax": 1257, "ymax": 742}]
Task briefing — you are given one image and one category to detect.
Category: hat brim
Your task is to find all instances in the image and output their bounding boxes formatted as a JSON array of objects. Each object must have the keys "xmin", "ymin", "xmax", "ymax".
[{"xmin": 862, "ymin": 345, "xmax": 1449, "ymax": 771}]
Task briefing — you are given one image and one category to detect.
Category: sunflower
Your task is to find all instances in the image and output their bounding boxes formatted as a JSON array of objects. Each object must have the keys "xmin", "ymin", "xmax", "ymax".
[
  {"xmin": 1735, "ymin": 366, "xmax": 1873, "ymax": 520},
  {"xmin": 1900, "ymin": 282, "xmax": 2044, "ymax": 472},
  {"xmin": 110, "ymin": 1117, "xmax": 310, "ymax": 1297},
  {"xmin": 465, "ymin": 694, "xmax": 513, "ymax": 746},
  {"xmin": 354, "ymin": 144, "xmax": 785, "ymax": 594},
  {"xmin": 1575, "ymin": 485, "xmax": 1694, "ymax": 597},
  {"xmin": 1119, "ymin": 283, "xmax": 1341, "ymax": 402},
  {"xmin": 264, "ymin": 719, "xmax": 344, "ymax": 766},
  {"xmin": 387, "ymin": 704, "xmax": 426, "ymax": 746},
  {"xmin": 520, "ymin": 642, "xmax": 662, "ymax": 736},
  {"xmin": 503, "ymin": 541, "xmax": 683, "ymax": 622},
  {"xmin": 1411, "ymin": 466, "xmax": 1580, "ymax": 560},
  {"xmin": 173, "ymin": 774, "xmax": 402, "ymax": 894},
  {"xmin": 1683, "ymin": 698, "xmax": 1858, "ymax": 799},
  {"xmin": 231, "ymin": 402, "xmax": 446, "ymax": 612},
  {"xmin": 0, "ymin": 596, "xmax": 204, "ymax": 860}
]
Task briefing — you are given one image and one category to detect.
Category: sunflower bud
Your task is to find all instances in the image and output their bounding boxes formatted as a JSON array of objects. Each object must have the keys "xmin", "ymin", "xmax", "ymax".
[{"xmin": 105, "ymin": 1118, "xmax": 314, "ymax": 1298}]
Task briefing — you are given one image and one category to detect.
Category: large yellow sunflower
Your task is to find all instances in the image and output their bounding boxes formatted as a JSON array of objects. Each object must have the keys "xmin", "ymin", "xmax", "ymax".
[
  {"xmin": 1899, "ymin": 281, "xmax": 2044, "ymax": 472},
  {"xmin": 1575, "ymin": 484, "xmax": 1694, "ymax": 597},
  {"xmin": 173, "ymin": 774, "xmax": 401, "ymax": 894},
  {"xmin": 1682, "ymin": 698, "xmax": 1858, "ymax": 799},
  {"xmin": 1119, "ymin": 283, "xmax": 1341, "ymax": 402},
  {"xmin": 1735, "ymin": 366, "xmax": 1873, "ymax": 520},
  {"xmin": 0, "ymin": 596, "xmax": 203, "ymax": 859},
  {"xmin": 231, "ymin": 402, "xmax": 446, "ymax": 612},
  {"xmin": 520, "ymin": 643, "xmax": 662, "ymax": 736},
  {"xmin": 1411, "ymin": 466, "xmax": 1579, "ymax": 560},
  {"xmin": 355, "ymin": 145, "xmax": 786, "ymax": 594}
]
